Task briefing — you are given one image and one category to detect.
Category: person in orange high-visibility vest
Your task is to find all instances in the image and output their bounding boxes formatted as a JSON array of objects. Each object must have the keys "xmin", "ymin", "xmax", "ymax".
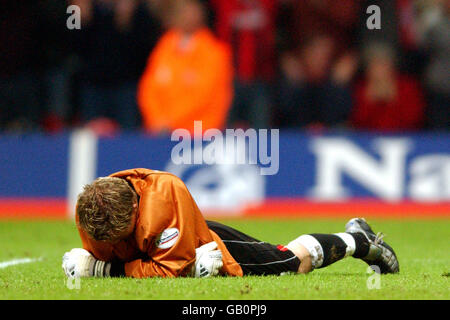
[{"xmin": 137, "ymin": 0, "xmax": 233, "ymax": 135}]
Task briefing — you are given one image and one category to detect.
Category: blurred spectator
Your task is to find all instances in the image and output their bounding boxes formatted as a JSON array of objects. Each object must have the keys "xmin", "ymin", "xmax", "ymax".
[
  {"xmin": 70, "ymin": 0, "xmax": 161, "ymax": 133},
  {"xmin": 150, "ymin": 0, "xmax": 216, "ymax": 29},
  {"xmin": 283, "ymin": 0, "xmax": 361, "ymax": 54},
  {"xmin": 210, "ymin": 0, "xmax": 277, "ymax": 129},
  {"xmin": 273, "ymin": 0, "xmax": 360, "ymax": 129},
  {"xmin": 274, "ymin": 35, "xmax": 357, "ymax": 129},
  {"xmin": 416, "ymin": 0, "xmax": 449, "ymax": 130},
  {"xmin": 0, "ymin": 1, "xmax": 44, "ymax": 132},
  {"xmin": 350, "ymin": 42, "xmax": 426, "ymax": 131},
  {"xmin": 137, "ymin": 0, "xmax": 233, "ymax": 135},
  {"xmin": 396, "ymin": 0, "xmax": 425, "ymax": 74}
]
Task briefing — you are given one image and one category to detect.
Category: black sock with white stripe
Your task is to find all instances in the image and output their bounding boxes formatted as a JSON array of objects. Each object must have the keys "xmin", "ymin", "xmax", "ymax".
[
  {"xmin": 309, "ymin": 234, "xmax": 348, "ymax": 268},
  {"xmin": 287, "ymin": 232, "xmax": 371, "ymax": 269},
  {"xmin": 347, "ymin": 232, "xmax": 370, "ymax": 258}
]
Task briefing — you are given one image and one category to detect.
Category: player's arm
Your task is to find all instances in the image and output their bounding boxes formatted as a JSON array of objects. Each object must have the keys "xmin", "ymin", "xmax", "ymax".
[
  {"xmin": 62, "ymin": 216, "xmax": 120, "ymax": 278},
  {"xmin": 122, "ymin": 178, "xmax": 222, "ymax": 278}
]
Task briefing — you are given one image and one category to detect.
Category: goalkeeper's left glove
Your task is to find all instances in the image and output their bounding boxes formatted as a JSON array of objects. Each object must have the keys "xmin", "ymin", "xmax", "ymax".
[
  {"xmin": 190, "ymin": 241, "xmax": 223, "ymax": 278},
  {"xmin": 62, "ymin": 248, "xmax": 111, "ymax": 278}
]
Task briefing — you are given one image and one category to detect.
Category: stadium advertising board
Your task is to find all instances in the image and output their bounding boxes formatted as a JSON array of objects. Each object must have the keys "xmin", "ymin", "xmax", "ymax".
[{"xmin": 0, "ymin": 131, "xmax": 448, "ymax": 218}]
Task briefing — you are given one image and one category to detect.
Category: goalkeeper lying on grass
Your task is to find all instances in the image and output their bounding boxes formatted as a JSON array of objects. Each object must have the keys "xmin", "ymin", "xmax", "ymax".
[{"xmin": 62, "ymin": 168, "xmax": 399, "ymax": 279}]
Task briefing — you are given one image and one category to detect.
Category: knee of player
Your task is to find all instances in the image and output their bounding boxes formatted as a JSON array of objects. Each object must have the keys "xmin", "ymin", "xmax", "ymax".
[
  {"xmin": 297, "ymin": 251, "xmax": 314, "ymax": 274},
  {"xmin": 286, "ymin": 242, "xmax": 314, "ymax": 274}
]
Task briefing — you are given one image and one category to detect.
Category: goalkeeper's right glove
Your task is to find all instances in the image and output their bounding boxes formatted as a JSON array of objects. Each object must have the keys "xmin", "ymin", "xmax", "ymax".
[{"xmin": 62, "ymin": 248, "xmax": 111, "ymax": 278}]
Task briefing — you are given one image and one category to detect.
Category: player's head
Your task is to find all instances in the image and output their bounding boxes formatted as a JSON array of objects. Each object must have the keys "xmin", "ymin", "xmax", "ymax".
[{"xmin": 76, "ymin": 177, "xmax": 138, "ymax": 243}]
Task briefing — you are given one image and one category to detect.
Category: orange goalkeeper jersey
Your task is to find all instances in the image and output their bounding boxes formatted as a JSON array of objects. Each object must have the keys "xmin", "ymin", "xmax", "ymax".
[{"xmin": 76, "ymin": 168, "xmax": 243, "ymax": 278}]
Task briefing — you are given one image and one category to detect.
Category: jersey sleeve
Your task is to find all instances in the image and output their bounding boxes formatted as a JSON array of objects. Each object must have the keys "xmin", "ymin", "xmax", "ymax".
[{"xmin": 124, "ymin": 176, "xmax": 205, "ymax": 278}]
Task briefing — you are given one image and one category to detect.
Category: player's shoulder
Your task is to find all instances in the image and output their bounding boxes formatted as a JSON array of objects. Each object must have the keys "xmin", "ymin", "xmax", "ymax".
[
  {"xmin": 149, "ymin": 170, "xmax": 187, "ymax": 190},
  {"xmin": 110, "ymin": 168, "xmax": 169, "ymax": 179},
  {"xmin": 113, "ymin": 168, "xmax": 186, "ymax": 189},
  {"xmin": 109, "ymin": 168, "xmax": 187, "ymax": 194}
]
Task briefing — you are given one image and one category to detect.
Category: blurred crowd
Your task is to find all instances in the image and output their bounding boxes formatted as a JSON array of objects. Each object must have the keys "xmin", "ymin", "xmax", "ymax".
[{"xmin": 0, "ymin": 0, "xmax": 448, "ymax": 135}]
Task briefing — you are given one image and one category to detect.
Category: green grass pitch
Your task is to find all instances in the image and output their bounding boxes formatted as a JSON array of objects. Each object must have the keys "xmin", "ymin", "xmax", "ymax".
[{"xmin": 0, "ymin": 218, "xmax": 448, "ymax": 300}]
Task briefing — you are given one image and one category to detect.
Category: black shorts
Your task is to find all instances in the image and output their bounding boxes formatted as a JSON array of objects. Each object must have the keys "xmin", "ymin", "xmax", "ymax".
[{"xmin": 206, "ymin": 220, "xmax": 300, "ymax": 276}]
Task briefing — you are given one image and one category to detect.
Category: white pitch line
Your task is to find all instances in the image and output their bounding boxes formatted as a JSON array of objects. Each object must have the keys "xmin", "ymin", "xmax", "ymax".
[{"xmin": 0, "ymin": 257, "xmax": 43, "ymax": 269}]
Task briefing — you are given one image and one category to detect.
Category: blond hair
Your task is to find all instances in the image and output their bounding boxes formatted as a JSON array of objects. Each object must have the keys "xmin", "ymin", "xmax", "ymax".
[{"xmin": 76, "ymin": 177, "xmax": 137, "ymax": 241}]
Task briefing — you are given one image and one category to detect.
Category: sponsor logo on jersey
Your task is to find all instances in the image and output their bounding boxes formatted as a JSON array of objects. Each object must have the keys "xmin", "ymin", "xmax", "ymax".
[{"xmin": 155, "ymin": 228, "xmax": 180, "ymax": 249}]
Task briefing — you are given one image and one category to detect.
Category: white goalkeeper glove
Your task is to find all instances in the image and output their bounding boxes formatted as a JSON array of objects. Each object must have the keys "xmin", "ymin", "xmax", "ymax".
[
  {"xmin": 62, "ymin": 248, "xmax": 111, "ymax": 278},
  {"xmin": 190, "ymin": 241, "xmax": 223, "ymax": 278}
]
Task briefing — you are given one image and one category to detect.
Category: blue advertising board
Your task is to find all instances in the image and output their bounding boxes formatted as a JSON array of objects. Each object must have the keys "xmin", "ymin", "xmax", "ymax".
[{"xmin": 0, "ymin": 131, "xmax": 448, "ymax": 216}]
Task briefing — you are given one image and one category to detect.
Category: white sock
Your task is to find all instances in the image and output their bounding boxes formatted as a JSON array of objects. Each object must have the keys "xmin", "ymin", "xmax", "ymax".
[
  {"xmin": 334, "ymin": 233, "xmax": 356, "ymax": 257},
  {"xmin": 286, "ymin": 235, "xmax": 324, "ymax": 269}
]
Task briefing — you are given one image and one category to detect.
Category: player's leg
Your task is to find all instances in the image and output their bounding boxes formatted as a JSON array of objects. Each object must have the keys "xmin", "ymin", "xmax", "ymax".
[
  {"xmin": 286, "ymin": 218, "xmax": 399, "ymax": 274},
  {"xmin": 206, "ymin": 220, "xmax": 301, "ymax": 276},
  {"xmin": 286, "ymin": 232, "xmax": 367, "ymax": 273},
  {"xmin": 207, "ymin": 219, "xmax": 362, "ymax": 275}
]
